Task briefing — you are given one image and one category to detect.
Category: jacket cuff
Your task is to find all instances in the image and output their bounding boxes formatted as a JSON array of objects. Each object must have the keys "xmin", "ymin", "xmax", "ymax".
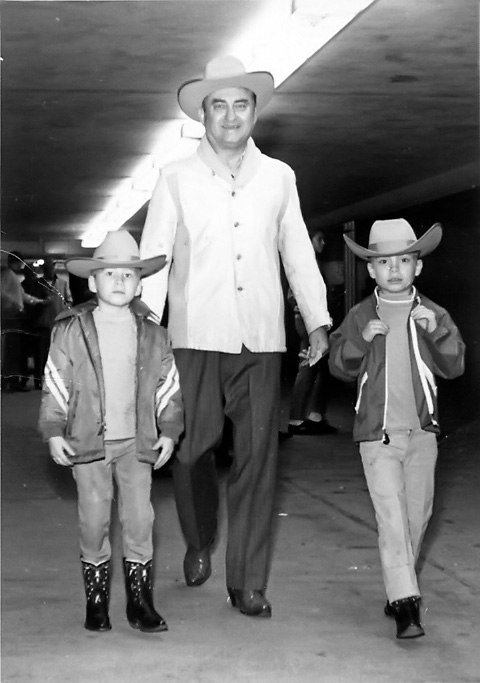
[
  {"xmin": 158, "ymin": 423, "xmax": 184, "ymax": 443},
  {"xmin": 40, "ymin": 422, "xmax": 65, "ymax": 441}
]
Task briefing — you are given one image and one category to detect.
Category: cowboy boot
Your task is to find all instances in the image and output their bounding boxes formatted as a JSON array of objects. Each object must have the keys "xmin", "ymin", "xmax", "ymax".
[
  {"xmin": 390, "ymin": 596, "xmax": 425, "ymax": 639},
  {"xmin": 81, "ymin": 560, "xmax": 112, "ymax": 631},
  {"xmin": 123, "ymin": 559, "xmax": 168, "ymax": 632}
]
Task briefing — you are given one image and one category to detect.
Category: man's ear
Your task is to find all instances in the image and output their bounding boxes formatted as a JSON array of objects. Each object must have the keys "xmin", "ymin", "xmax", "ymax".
[
  {"xmin": 88, "ymin": 275, "xmax": 97, "ymax": 293},
  {"xmin": 415, "ymin": 258, "xmax": 423, "ymax": 277},
  {"xmin": 135, "ymin": 279, "xmax": 142, "ymax": 298},
  {"xmin": 366, "ymin": 261, "xmax": 376, "ymax": 280},
  {"xmin": 199, "ymin": 107, "xmax": 205, "ymax": 125}
]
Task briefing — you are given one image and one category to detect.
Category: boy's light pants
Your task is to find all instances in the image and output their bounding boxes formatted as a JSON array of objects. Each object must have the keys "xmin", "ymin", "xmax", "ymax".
[
  {"xmin": 73, "ymin": 438, "xmax": 154, "ymax": 565},
  {"xmin": 360, "ymin": 429, "xmax": 437, "ymax": 602}
]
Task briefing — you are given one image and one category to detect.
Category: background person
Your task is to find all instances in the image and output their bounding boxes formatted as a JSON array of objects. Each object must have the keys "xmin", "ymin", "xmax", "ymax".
[
  {"xmin": 1, "ymin": 250, "xmax": 44, "ymax": 391},
  {"xmin": 288, "ymin": 230, "xmax": 338, "ymax": 435},
  {"xmin": 22, "ymin": 257, "xmax": 72, "ymax": 388}
]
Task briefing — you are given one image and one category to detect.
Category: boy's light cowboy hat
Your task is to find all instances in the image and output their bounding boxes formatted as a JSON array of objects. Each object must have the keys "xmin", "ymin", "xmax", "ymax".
[
  {"xmin": 178, "ymin": 55, "xmax": 274, "ymax": 122},
  {"xmin": 343, "ymin": 219, "xmax": 442, "ymax": 261},
  {"xmin": 66, "ymin": 230, "xmax": 167, "ymax": 279}
]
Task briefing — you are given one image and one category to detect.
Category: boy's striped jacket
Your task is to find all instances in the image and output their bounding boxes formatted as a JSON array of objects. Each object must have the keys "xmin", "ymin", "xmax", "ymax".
[
  {"xmin": 328, "ymin": 288, "xmax": 465, "ymax": 444},
  {"xmin": 38, "ymin": 298, "xmax": 184, "ymax": 464}
]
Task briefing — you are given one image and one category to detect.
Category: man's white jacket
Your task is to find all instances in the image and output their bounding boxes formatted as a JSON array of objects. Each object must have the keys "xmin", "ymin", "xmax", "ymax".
[{"xmin": 140, "ymin": 136, "xmax": 330, "ymax": 353}]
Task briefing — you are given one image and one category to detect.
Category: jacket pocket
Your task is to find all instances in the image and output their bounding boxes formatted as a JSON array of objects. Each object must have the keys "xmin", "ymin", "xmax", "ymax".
[{"xmin": 355, "ymin": 372, "xmax": 368, "ymax": 413}]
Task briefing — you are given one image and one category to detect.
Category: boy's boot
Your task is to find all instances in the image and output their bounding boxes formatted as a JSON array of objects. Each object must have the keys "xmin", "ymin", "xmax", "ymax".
[
  {"xmin": 391, "ymin": 596, "xmax": 425, "ymax": 639},
  {"xmin": 123, "ymin": 559, "xmax": 168, "ymax": 632},
  {"xmin": 81, "ymin": 560, "xmax": 112, "ymax": 631}
]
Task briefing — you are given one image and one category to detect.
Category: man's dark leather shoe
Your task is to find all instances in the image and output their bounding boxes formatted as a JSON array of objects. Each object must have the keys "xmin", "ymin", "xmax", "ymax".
[
  {"xmin": 227, "ymin": 588, "xmax": 272, "ymax": 618},
  {"xmin": 391, "ymin": 596, "xmax": 425, "ymax": 639},
  {"xmin": 183, "ymin": 545, "xmax": 211, "ymax": 587}
]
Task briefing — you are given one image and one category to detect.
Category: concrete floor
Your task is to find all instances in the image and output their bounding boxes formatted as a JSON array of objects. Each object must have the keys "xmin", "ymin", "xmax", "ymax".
[{"xmin": 1, "ymin": 383, "xmax": 479, "ymax": 683}]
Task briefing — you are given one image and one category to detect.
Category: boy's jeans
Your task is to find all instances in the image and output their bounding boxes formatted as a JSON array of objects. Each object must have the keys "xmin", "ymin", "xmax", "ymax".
[
  {"xmin": 360, "ymin": 429, "xmax": 437, "ymax": 602},
  {"xmin": 73, "ymin": 438, "xmax": 154, "ymax": 565}
]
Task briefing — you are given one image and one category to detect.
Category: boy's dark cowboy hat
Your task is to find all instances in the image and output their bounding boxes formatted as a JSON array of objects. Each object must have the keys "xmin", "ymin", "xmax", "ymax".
[
  {"xmin": 66, "ymin": 230, "xmax": 167, "ymax": 279},
  {"xmin": 178, "ymin": 55, "xmax": 274, "ymax": 122},
  {"xmin": 343, "ymin": 219, "xmax": 443, "ymax": 261}
]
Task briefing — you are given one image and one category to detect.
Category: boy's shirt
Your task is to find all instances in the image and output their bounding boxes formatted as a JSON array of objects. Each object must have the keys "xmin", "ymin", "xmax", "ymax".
[
  {"xmin": 93, "ymin": 307, "xmax": 137, "ymax": 441},
  {"xmin": 378, "ymin": 295, "xmax": 420, "ymax": 431}
]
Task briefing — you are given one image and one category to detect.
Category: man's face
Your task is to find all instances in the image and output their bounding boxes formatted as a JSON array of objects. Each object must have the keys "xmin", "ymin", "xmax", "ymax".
[
  {"xmin": 367, "ymin": 253, "xmax": 423, "ymax": 298},
  {"xmin": 200, "ymin": 87, "xmax": 257, "ymax": 152},
  {"xmin": 88, "ymin": 267, "xmax": 142, "ymax": 310}
]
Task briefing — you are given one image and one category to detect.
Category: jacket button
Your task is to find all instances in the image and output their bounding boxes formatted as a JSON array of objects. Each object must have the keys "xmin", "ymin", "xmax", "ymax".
[
  {"xmin": 234, "ymin": 221, "xmax": 240, "ymax": 227},
  {"xmin": 232, "ymin": 191, "xmax": 236, "ymax": 197},
  {"xmin": 237, "ymin": 286, "xmax": 243, "ymax": 291}
]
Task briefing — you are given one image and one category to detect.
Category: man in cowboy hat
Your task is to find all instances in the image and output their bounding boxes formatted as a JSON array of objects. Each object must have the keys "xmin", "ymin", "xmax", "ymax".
[
  {"xmin": 328, "ymin": 218, "xmax": 465, "ymax": 639},
  {"xmin": 38, "ymin": 229, "xmax": 184, "ymax": 633},
  {"xmin": 140, "ymin": 56, "xmax": 331, "ymax": 617}
]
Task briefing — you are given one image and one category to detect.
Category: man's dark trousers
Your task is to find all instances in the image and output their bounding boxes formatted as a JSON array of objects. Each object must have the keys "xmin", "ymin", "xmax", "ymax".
[{"xmin": 172, "ymin": 346, "xmax": 281, "ymax": 591}]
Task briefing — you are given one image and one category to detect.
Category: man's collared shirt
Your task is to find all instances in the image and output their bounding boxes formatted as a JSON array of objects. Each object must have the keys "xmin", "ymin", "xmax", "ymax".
[{"xmin": 140, "ymin": 136, "xmax": 330, "ymax": 353}]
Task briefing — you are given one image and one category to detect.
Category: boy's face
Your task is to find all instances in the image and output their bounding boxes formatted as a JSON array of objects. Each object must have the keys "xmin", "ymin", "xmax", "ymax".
[
  {"xmin": 88, "ymin": 267, "xmax": 142, "ymax": 309},
  {"xmin": 367, "ymin": 253, "xmax": 422, "ymax": 298}
]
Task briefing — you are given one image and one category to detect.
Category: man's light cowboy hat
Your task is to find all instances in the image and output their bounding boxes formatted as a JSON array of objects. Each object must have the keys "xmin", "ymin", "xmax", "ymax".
[
  {"xmin": 66, "ymin": 230, "xmax": 167, "ymax": 279},
  {"xmin": 343, "ymin": 219, "xmax": 442, "ymax": 261},
  {"xmin": 178, "ymin": 55, "xmax": 275, "ymax": 122}
]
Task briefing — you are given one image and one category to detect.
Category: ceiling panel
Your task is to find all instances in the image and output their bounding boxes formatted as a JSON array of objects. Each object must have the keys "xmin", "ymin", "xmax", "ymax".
[{"xmin": 1, "ymin": 0, "xmax": 478, "ymax": 254}]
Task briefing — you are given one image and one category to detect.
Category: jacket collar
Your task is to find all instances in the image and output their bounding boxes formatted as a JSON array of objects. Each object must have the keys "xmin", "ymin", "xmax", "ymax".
[
  {"xmin": 56, "ymin": 296, "xmax": 152, "ymax": 322},
  {"xmin": 197, "ymin": 135, "xmax": 262, "ymax": 186}
]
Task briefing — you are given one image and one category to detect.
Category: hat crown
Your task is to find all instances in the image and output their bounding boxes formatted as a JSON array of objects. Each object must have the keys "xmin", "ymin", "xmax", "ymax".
[
  {"xmin": 204, "ymin": 56, "xmax": 247, "ymax": 81},
  {"xmin": 93, "ymin": 230, "xmax": 141, "ymax": 264},
  {"xmin": 368, "ymin": 219, "xmax": 417, "ymax": 251}
]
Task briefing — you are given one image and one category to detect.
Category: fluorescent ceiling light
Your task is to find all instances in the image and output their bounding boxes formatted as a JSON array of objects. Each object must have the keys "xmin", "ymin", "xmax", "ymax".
[
  {"xmin": 228, "ymin": 0, "xmax": 377, "ymax": 87},
  {"xmin": 81, "ymin": 0, "xmax": 376, "ymax": 247},
  {"xmin": 81, "ymin": 121, "xmax": 198, "ymax": 247}
]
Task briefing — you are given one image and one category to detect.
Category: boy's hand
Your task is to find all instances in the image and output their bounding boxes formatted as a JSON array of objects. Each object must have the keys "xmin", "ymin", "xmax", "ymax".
[
  {"xmin": 153, "ymin": 435, "xmax": 175, "ymax": 470},
  {"xmin": 362, "ymin": 319, "xmax": 389, "ymax": 342},
  {"xmin": 411, "ymin": 305, "xmax": 437, "ymax": 333},
  {"xmin": 48, "ymin": 436, "xmax": 75, "ymax": 466}
]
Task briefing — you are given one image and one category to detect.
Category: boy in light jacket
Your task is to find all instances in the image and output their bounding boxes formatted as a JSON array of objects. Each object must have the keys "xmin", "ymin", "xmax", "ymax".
[{"xmin": 39, "ymin": 230, "xmax": 183, "ymax": 633}]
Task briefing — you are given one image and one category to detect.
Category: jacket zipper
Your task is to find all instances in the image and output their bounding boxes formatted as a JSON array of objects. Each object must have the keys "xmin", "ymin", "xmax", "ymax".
[
  {"xmin": 79, "ymin": 315, "xmax": 106, "ymax": 436},
  {"xmin": 374, "ymin": 290, "xmax": 390, "ymax": 445}
]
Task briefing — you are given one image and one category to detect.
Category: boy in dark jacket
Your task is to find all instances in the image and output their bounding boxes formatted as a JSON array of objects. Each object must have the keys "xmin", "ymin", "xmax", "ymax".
[
  {"xmin": 328, "ymin": 219, "xmax": 464, "ymax": 639},
  {"xmin": 38, "ymin": 230, "xmax": 183, "ymax": 633}
]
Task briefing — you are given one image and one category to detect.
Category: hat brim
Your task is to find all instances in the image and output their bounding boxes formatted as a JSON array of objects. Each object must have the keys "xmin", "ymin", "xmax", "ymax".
[
  {"xmin": 178, "ymin": 72, "xmax": 275, "ymax": 121},
  {"xmin": 343, "ymin": 223, "xmax": 443, "ymax": 261},
  {"xmin": 66, "ymin": 255, "xmax": 167, "ymax": 279}
]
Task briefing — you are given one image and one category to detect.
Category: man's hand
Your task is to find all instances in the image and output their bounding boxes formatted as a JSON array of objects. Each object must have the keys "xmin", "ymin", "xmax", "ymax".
[
  {"xmin": 153, "ymin": 435, "xmax": 175, "ymax": 470},
  {"xmin": 411, "ymin": 305, "xmax": 437, "ymax": 333},
  {"xmin": 306, "ymin": 326, "xmax": 329, "ymax": 366},
  {"xmin": 362, "ymin": 319, "xmax": 389, "ymax": 343},
  {"xmin": 48, "ymin": 436, "xmax": 75, "ymax": 466}
]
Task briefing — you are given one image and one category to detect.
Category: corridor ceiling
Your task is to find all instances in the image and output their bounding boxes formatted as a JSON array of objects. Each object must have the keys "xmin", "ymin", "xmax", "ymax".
[{"xmin": 1, "ymin": 0, "xmax": 478, "ymax": 255}]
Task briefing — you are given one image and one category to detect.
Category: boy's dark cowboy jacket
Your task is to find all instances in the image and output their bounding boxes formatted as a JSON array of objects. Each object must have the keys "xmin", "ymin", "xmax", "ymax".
[
  {"xmin": 328, "ymin": 288, "xmax": 465, "ymax": 443},
  {"xmin": 38, "ymin": 298, "xmax": 184, "ymax": 464}
]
